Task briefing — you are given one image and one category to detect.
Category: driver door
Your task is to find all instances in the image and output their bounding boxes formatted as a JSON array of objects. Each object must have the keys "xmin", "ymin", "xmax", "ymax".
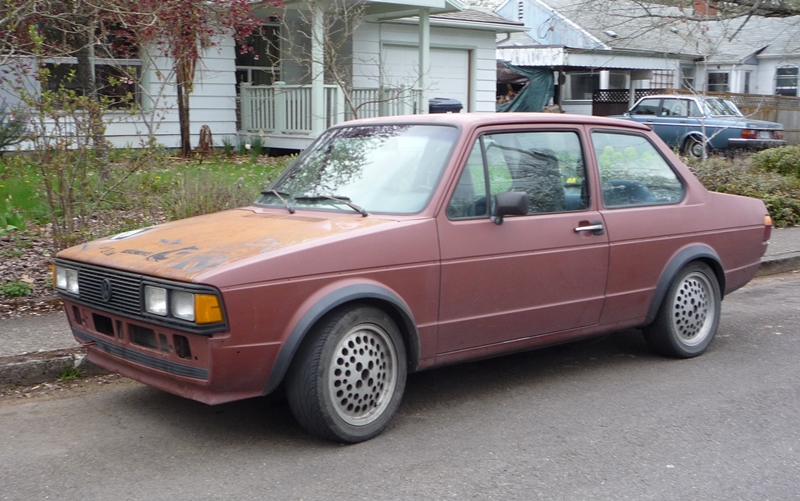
[{"xmin": 436, "ymin": 129, "xmax": 609, "ymax": 356}]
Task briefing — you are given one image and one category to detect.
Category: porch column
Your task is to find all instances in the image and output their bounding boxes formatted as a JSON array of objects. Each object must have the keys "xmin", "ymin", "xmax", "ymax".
[
  {"xmin": 628, "ymin": 72, "xmax": 637, "ymax": 110},
  {"xmin": 311, "ymin": 1, "xmax": 325, "ymax": 135},
  {"xmin": 418, "ymin": 8, "xmax": 430, "ymax": 114}
]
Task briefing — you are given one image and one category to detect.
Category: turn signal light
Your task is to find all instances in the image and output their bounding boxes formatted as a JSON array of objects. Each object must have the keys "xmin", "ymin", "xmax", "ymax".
[
  {"xmin": 764, "ymin": 215, "xmax": 773, "ymax": 241},
  {"xmin": 741, "ymin": 129, "xmax": 758, "ymax": 139},
  {"xmin": 195, "ymin": 294, "xmax": 223, "ymax": 324}
]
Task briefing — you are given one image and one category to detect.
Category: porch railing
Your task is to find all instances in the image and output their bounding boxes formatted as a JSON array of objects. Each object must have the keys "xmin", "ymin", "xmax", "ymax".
[
  {"xmin": 240, "ymin": 83, "xmax": 421, "ymax": 135},
  {"xmin": 240, "ymin": 82, "xmax": 345, "ymax": 135}
]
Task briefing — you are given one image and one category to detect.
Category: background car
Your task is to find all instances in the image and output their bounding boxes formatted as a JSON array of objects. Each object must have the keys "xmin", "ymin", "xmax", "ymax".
[
  {"xmin": 55, "ymin": 114, "xmax": 771, "ymax": 443},
  {"xmin": 616, "ymin": 94, "xmax": 785, "ymax": 158}
]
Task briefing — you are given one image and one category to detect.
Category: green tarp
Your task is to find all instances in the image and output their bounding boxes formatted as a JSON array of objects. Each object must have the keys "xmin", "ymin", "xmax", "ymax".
[{"xmin": 496, "ymin": 63, "xmax": 554, "ymax": 113}]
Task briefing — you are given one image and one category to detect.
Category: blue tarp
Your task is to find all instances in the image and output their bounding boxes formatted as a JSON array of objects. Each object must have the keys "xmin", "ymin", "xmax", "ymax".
[{"xmin": 496, "ymin": 63, "xmax": 555, "ymax": 113}]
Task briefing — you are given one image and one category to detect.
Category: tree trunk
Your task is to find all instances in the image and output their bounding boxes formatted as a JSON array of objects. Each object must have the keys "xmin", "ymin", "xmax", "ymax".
[
  {"xmin": 176, "ymin": 60, "xmax": 192, "ymax": 157},
  {"xmin": 74, "ymin": 31, "xmax": 110, "ymax": 178}
]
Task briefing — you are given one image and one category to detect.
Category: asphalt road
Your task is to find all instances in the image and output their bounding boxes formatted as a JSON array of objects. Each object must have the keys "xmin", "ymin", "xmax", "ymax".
[{"xmin": 1, "ymin": 273, "xmax": 799, "ymax": 501}]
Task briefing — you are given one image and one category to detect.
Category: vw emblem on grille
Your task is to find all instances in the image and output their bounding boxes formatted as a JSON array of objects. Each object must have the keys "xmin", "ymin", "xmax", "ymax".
[{"xmin": 100, "ymin": 278, "xmax": 113, "ymax": 303}]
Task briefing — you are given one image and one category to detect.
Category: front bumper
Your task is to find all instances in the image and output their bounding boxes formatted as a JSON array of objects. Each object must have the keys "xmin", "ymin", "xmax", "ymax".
[{"xmin": 63, "ymin": 299, "xmax": 280, "ymax": 405}]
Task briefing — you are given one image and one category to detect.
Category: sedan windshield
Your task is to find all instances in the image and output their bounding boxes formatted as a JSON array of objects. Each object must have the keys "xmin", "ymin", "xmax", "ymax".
[
  {"xmin": 705, "ymin": 98, "xmax": 743, "ymax": 117},
  {"xmin": 256, "ymin": 124, "xmax": 459, "ymax": 214}
]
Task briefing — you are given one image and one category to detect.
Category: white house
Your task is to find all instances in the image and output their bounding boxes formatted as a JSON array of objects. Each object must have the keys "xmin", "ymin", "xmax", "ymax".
[
  {"xmin": 1, "ymin": 0, "xmax": 525, "ymax": 151},
  {"xmin": 493, "ymin": 0, "xmax": 800, "ymax": 115}
]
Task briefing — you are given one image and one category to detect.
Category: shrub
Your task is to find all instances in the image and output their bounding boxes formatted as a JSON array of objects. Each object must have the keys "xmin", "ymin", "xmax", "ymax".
[
  {"xmin": 2, "ymin": 281, "xmax": 33, "ymax": 297},
  {"xmin": 164, "ymin": 170, "xmax": 260, "ymax": 220},
  {"xmin": 689, "ymin": 157, "xmax": 800, "ymax": 227},
  {"xmin": 751, "ymin": 146, "xmax": 800, "ymax": 179}
]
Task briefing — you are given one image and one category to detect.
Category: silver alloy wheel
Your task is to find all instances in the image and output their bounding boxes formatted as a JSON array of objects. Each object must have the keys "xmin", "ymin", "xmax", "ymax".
[
  {"xmin": 328, "ymin": 322, "xmax": 398, "ymax": 426},
  {"xmin": 670, "ymin": 271, "xmax": 716, "ymax": 347}
]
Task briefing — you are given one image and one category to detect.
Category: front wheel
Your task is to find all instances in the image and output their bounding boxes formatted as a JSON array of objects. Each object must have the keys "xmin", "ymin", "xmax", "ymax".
[
  {"xmin": 286, "ymin": 305, "xmax": 407, "ymax": 443},
  {"xmin": 643, "ymin": 262, "xmax": 721, "ymax": 358}
]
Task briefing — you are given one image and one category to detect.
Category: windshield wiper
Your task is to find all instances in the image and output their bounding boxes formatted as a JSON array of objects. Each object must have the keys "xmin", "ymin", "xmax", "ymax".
[
  {"xmin": 294, "ymin": 194, "xmax": 368, "ymax": 217},
  {"xmin": 260, "ymin": 189, "xmax": 295, "ymax": 214}
]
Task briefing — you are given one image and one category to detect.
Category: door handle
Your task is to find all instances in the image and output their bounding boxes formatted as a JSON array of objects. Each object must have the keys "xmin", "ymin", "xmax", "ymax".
[{"xmin": 575, "ymin": 221, "xmax": 604, "ymax": 235}]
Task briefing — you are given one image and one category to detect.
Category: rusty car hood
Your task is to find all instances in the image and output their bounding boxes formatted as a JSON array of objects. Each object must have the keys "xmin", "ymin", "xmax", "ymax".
[{"xmin": 57, "ymin": 208, "xmax": 393, "ymax": 281}]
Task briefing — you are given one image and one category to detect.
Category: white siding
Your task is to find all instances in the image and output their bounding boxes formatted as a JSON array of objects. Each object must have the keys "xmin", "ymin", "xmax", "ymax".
[{"xmin": 104, "ymin": 36, "xmax": 239, "ymax": 148}]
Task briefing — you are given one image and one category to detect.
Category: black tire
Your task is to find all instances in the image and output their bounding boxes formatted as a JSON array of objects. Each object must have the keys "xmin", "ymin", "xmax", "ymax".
[
  {"xmin": 286, "ymin": 305, "xmax": 407, "ymax": 443},
  {"xmin": 643, "ymin": 262, "xmax": 721, "ymax": 358},
  {"xmin": 683, "ymin": 136, "xmax": 708, "ymax": 159}
]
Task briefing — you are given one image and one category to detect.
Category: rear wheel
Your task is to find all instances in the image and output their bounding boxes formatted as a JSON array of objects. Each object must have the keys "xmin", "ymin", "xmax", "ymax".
[
  {"xmin": 683, "ymin": 136, "xmax": 708, "ymax": 159},
  {"xmin": 644, "ymin": 262, "xmax": 721, "ymax": 358},
  {"xmin": 286, "ymin": 305, "xmax": 407, "ymax": 443}
]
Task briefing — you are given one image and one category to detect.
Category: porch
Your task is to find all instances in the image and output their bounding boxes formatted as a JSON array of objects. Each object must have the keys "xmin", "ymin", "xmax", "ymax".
[{"xmin": 239, "ymin": 83, "xmax": 422, "ymax": 149}]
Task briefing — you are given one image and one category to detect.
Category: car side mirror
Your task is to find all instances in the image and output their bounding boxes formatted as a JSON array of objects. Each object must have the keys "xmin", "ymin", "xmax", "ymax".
[{"xmin": 491, "ymin": 191, "xmax": 529, "ymax": 225}]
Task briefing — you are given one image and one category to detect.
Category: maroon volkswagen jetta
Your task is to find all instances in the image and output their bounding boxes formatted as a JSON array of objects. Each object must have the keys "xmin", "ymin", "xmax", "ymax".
[{"xmin": 55, "ymin": 114, "xmax": 770, "ymax": 442}]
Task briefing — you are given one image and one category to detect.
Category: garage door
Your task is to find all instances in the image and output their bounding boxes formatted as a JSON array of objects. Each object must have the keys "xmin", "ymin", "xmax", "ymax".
[{"xmin": 382, "ymin": 45, "xmax": 469, "ymax": 112}]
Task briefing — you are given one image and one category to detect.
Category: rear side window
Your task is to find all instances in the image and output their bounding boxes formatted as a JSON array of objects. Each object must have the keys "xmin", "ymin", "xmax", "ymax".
[
  {"xmin": 447, "ymin": 131, "xmax": 589, "ymax": 219},
  {"xmin": 591, "ymin": 132, "xmax": 684, "ymax": 207}
]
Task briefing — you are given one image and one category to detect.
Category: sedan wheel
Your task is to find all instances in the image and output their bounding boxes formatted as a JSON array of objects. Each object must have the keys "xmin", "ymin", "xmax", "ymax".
[
  {"xmin": 644, "ymin": 262, "xmax": 721, "ymax": 358},
  {"xmin": 684, "ymin": 136, "xmax": 707, "ymax": 159},
  {"xmin": 287, "ymin": 305, "xmax": 407, "ymax": 443}
]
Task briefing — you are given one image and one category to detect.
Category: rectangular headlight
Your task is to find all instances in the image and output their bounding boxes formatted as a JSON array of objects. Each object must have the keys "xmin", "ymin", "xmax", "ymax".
[
  {"xmin": 144, "ymin": 286, "xmax": 168, "ymax": 316},
  {"xmin": 170, "ymin": 290, "xmax": 195, "ymax": 321},
  {"xmin": 55, "ymin": 265, "xmax": 79, "ymax": 294}
]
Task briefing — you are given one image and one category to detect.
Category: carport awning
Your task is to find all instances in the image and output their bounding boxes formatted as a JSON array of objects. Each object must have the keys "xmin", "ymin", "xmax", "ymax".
[{"xmin": 497, "ymin": 46, "xmax": 689, "ymax": 71}]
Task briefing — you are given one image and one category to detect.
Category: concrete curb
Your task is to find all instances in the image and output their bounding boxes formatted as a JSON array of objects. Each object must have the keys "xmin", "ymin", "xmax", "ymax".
[
  {"xmin": 0, "ymin": 348, "xmax": 106, "ymax": 388},
  {"xmin": 1, "ymin": 254, "xmax": 799, "ymax": 390},
  {"xmin": 756, "ymin": 253, "xmax": 800, "ymax": 277}
]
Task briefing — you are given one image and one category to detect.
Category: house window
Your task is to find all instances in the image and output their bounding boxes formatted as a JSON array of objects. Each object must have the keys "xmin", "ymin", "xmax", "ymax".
[
  {"xmin": 707, "ymin": 72, "xmax": 729, "ymax": 92},
  {"xmin": 236, "ymin": 25, "xmax": 281, "ymax": 91},
  {"xmin": 680, "ymin": 65, "xmax": 695, "ymax": 90},
  {"xmin": 650, "ymin": 70, "xmax": 675, "ymax": 89},
  {"xmin": 744, "ymin": 71, "xmax": 751, "ymax": 94},
  {"xmin": 608, "ymin": 72, "xmax": 627, "ymax": 89},
  {"xmin": 775, "ymin": 66, "xmax": 798, "ymax": 97},
  {"xmin": 43, "ymin": 60, "xmax": 141, "ymax": 109},
  {"xmin": 566, "ymin": 72, "xmax": 599, "ymax": 100}
]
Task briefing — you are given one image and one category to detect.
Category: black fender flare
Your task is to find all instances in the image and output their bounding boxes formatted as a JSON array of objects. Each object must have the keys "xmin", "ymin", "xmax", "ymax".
[
  {"xmin": 262, "ymin": 283, "xmax": 421, "ymax": 395},
  {"xmin": 644, "ymin": 244, "xmax": 726, "ymax": 326}
]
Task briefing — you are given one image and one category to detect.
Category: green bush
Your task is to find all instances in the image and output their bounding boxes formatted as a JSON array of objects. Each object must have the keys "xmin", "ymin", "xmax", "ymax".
[
  {"xmin": 2, "ymin": 281, "xmax": 33, "ymax": 297},
  {"xmin": 751, "ymin": 146, "xmax": 800, "ymax": 179},
  {"xmin": 689, "ymin": 157, "xmax": 800, "ymax": 227}
]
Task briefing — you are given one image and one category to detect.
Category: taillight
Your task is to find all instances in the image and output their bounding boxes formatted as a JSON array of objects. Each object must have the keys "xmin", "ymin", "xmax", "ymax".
[
  {"xmin": 741, "ymin": 129, "xmax": 758, "ymax": 139},
  {"xmin": 764, "ymin": 215, "xmax": 772, "ymax": 241},
  {"xmin": 772, "ymin": 130, "xmax": 784, "ymax": 140}
]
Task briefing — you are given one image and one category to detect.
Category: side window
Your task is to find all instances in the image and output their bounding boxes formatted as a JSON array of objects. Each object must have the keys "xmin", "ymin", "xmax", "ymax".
[
  {"xmin": 688, "ymin": 100, "xmax": 703, "ymax": 117},
  {"xmin": 662, "ymin": 99, "xmax": 689, "ymax": 117},
  {"xmin": 631, "ymin": 98, "xmax": 661, "ymax": 115},
  {"xmin": 591, "ymin": 132, "xmax": 684, "ymax": 207},
  {"xmin": 447, "ymin": 131, "xmax": 589, "ymax": 219}
]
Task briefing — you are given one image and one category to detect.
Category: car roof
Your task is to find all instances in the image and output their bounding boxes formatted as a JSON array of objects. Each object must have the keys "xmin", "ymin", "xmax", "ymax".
[{"xmin": 339, "ymin": 112, "xmax": 652, "ymax": 132}]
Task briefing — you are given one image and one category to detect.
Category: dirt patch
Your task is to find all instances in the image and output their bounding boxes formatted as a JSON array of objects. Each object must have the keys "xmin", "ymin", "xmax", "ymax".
[
  {"xmin": 0, "ymin": 373, "xmax": 142, "ymax": 405},
  {"xmin": 1, "ymin": 209, "xmax": 167, "ymax": 319}
]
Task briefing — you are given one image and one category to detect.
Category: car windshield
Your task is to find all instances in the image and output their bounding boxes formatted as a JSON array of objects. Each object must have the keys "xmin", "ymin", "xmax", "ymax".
[
  {"xmin": 255, "ymin": 124, "xmax": 459, "ymax": 214},
  {"xmin": 704, "ymin": 98, "xmax": 743, "ymax": 117}
]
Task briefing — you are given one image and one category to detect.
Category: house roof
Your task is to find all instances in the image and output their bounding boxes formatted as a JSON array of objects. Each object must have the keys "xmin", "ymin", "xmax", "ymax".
[
  {"xmin": 526, "ymin": 0, "xmax": 800, "ymax": 63},
  {"xmin": 432, "ymin": 7, "xmax": 523, "ymax": 26},
  {"xmin": 395, "ymin": 7, "xmax": 527, "ymax": 31}
]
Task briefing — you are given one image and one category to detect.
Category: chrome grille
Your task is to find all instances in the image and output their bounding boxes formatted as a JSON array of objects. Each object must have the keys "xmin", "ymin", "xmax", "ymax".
[{"xmin": 74, "ymin": 264, "xmax": 143, "ymax": 316}]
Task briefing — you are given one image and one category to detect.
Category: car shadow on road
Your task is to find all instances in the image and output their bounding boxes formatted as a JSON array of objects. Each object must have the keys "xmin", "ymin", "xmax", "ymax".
[{"xmin": 98, "ymin": 328, "xmax": 672, "ymax": 446}]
